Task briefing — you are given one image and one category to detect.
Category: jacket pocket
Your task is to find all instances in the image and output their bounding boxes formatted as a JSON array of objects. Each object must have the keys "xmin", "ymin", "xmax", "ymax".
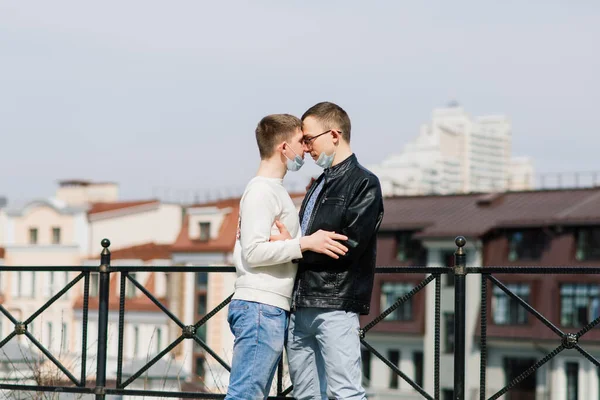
[
  {"xmin": 322, "ymin": 196, "xmax": 345, "ymax": 206},
  {"xmin": 315, "ymin": 197, "xmax": 346, "ymax": 232}
]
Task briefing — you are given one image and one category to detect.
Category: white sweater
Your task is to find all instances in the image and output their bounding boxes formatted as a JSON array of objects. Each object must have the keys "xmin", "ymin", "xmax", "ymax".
[{"xmin": 232, "ymin": 176, "xmax": 302, "ymax": 311}]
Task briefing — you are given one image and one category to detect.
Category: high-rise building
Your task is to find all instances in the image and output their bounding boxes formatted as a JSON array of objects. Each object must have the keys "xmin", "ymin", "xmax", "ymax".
[{"xmin": 369, "ymin": 103, "xmax": 534, "ymax": 196}]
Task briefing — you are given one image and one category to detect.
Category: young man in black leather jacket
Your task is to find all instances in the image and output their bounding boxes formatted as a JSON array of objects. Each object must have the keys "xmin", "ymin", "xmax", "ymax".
[{"xmin": 286, "ymin": 102, "xmax": 384, "ymax": 400}]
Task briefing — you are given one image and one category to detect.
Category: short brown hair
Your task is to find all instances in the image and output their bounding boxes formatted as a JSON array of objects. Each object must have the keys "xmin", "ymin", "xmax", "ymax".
[
  {"xmin": 301, "ymin": 102, "xmax": 351, "ymax": 142},
  {"xmin": 255, "ymin": 114, "xmax": 302, "ymax": 159}
]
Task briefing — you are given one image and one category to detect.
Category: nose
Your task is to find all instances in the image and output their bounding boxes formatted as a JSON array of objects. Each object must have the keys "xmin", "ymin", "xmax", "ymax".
[{"xmin": 302, "ymin": 142, "xmax": 310, "ymax": 153}]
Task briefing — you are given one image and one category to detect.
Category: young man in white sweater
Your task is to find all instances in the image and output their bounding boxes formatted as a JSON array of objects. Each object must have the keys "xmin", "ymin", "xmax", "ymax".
[{"xmin": 224, "ymin": 114, "xmax": 349, "ymax": 400}]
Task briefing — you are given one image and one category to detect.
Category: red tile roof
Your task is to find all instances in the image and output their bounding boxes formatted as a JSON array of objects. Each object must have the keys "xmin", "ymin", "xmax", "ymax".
[
  {"xmin": 88, "ymin": 200, "xmax": 159, "ymax": 215},
  {"xmin": 381, "ymin": 187, "xmax": 600, "ymax": 238},
  {"xmin": 0, "ymin": 247, "xmax": 4, "ymax": 258}
]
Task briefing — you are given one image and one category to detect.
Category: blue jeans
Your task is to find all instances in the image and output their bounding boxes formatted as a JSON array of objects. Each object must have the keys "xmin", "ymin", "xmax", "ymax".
[
  {"xmin": 286, "ymin": 308, "xmax": 367, "ymax": 400},
  {"xmin": 225, "ymin": 299, "xmax": 289, "ymax": 400}
]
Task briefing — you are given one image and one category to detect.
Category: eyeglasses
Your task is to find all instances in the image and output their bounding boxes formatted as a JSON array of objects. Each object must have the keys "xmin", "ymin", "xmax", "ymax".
[{"xmin": 302, "ymin": 130, "xmax": 340, "ymax": 146}]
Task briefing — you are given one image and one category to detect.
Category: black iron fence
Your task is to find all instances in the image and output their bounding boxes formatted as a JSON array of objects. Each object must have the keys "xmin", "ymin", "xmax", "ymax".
[{"xmin": 1, "ymin": 237, "xmax": 599, "ymax": 399}]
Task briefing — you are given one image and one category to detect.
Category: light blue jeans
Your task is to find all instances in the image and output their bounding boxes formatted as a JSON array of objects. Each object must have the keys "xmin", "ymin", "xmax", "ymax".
[
  {"xmin": 224, "ymin": 299, "xmax": 289, "ymax": 400},
  {"xmin": 286, "ymin": 307, "xmax": 367, "ymax": 400}
]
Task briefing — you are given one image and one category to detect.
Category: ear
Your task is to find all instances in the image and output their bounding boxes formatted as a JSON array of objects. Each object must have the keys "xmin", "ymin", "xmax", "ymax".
[
  {"xmin": 331, "ymin": 130, "xmax": 341, "ymax": 144},
  {"xmin": 276, "ymin": 142, "xmax": 286, "ymax": 152}
]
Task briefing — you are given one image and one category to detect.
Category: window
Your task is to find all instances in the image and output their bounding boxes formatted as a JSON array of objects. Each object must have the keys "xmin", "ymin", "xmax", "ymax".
[
  {"xmin": 443, "ymin": 251, "xmax": 455, "ymax": 287},
  {"xmin": 133, "ymin": 326, "xmax": 140, "ymax": 358},
  {"xmin": 507, "ymin": 230, "xmax": 547, "ymax": 261},
  {"xmin": 503, "ymin": 357, "xmax": 537, "ymax": 398},
  {"xmin": 196, "ymin": 272, "xmax": 208, "ymax": 289},
  {"xmin": 194, "ymin": 325, "xmax": 207, "ymax": 352},
  {"xmin": 566, "ymin": 362, "xmax": 578, "ymax": 400},
  {"xmin": 576, "ymin": 228, "xmax": 600, "ymax": 261},
  {"xmin": 50, "ymin": 271, "xmax": 55, "ymax": 296},
  {"xmin": 165, "ymin": 273, "xmax": 171, "ymax": 294},
  {"xmin": 195, "ymin": 356, "xmax": 205, "ymax": 379},
  {"xmin": 194, "ymin": 324, "xmax": 207, "ymax": 351},
  {"xmin": 196, "ymin": 324, "xmax": 207, "ymax": 342},
  {"xmin": 29, "ymin": 228, "xmax": 38, "ymax": 244},
  {"xmin": 381, "ymin": 283, "xmax": 413, "ymax": 321},
  {"xmin": 388, "ymin": 350, "xmax": 400, "ymax": 389},
  {"xmin": 31, "ymin": 272, "xmax": 36, "ymax": 298},
  {"xmin": 197, "ymin": 294, "xmax": 207, "ymax": 316},
  {"xmin": 361, "ymin": 346, "xmax": 371, "ymax": 387},
  {"xmin": 61, "ymin": 323, "xmax": 67, "ymax": 352},
  {"xmin": 444, "ymin": 313, "xmax": 455, "ymax": 353},
  {"xmin": 18, "ymin": 271, "xmax": 23, "ymax": 297},
  {"xmin": 396, "ymin": 232, "xmax": 426, "ymax": 264},
  {"xmin": 413, "ymin": 351, "xmax": 424, "ymax": 388},
  {"xmin": 195, "ymin": 270, "xmax": 208, "ymax": 351},
  {"xmin": 199, "ymin": 222, "xmax": 210, "ymax": 241},
  {"xmin": 156, "ymin": 328, "xmax": 162, "ymax": 354},
  {"xmin": 52, "ymin": 227, "xmax": 61, "ymax": 244},
  {"xmin": 90, "ymin": 273, "xmax": 99, "ymax": 297},
  {"xmin": 126, "ymin": 273, "xmax": 137, "ymax": 298},
  {"xmin": 46, "ymin": 322, "xmax": 53, "ymax": 349},
  {"xmin": 561, "ymin": 284, "xmax": 600, "ymax": 328},
  {"xmin": 492, "ymin": 284, "xmax": 530, "ymax": 325},
  {"xmin": 442, "ymin": 389, "xmax": 453, "ymax": 400}
]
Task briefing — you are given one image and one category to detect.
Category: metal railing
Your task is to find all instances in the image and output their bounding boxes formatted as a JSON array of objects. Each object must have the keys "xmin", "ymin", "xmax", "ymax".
[{"xmin": 1, "ymin": 237, "xmax": 599, "ymax": 399}]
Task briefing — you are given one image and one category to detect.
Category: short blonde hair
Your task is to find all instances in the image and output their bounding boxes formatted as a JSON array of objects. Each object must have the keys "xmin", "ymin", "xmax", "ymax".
[{"xmin": 255, "ymin": 114, "xmax": 302, "ymax": 159}]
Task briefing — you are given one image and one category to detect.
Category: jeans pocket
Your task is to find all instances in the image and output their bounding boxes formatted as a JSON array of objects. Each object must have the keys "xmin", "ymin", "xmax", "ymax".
[
  {"xmin": 228, "ymin": 304, "xmax": 249, "ymax": 337},
  {"xmin": 260, "ymin": 304, "xmax": 284, "ymax": 317}
]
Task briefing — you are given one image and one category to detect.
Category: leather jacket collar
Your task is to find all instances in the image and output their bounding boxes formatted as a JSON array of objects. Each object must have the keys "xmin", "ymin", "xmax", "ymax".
[{"xmin": 324, "ymin": 153, "xmax": 357, "ymax": 179}]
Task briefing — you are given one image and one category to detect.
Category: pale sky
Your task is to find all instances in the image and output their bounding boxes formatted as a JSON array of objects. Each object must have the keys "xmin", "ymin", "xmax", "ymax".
[{"xmin": 1, "ymin": 1, "xmax": 598, "ymax": 204}]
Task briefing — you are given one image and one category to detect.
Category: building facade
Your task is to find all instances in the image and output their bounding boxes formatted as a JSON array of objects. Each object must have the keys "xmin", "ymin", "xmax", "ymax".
[{"xmin": 367, "ymin": 188, "xmax": 600, "ymax": 400}]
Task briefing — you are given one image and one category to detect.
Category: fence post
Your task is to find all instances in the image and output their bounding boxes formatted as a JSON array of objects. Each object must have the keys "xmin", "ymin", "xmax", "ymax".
[
  {"xmin": 95, "ymin": 239, "xmax": 111, "ymax": 399},
  {"xmin": 453, "ymin": 236, "xmax": 467, "ymax": 400}
]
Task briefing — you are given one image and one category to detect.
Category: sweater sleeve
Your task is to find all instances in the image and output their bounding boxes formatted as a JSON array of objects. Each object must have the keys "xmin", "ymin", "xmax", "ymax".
[{"xmin": 239, "ymin": 183, "xmax": 302, "ymax": 268}]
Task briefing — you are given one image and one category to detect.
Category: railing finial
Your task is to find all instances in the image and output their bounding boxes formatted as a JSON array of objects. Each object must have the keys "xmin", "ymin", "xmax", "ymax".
[{"xmin": 455, "ymin": 236, "xmax": 466, "ymax": 257}]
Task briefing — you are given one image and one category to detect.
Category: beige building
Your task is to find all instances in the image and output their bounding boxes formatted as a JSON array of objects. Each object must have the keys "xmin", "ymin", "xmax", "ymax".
[
  {"xmin": 0, "ymin": 180, "xmax": 183, "ymax": 395},
  {"xmin": 1, "ymin": 196, "xmax": 87, "ymax": 358}
]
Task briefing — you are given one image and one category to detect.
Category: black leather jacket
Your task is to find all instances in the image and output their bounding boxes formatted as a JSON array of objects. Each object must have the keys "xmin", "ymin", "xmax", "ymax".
[{"xmin": 292, "ymin": 154, "xmax": 384, "ymax": 314}]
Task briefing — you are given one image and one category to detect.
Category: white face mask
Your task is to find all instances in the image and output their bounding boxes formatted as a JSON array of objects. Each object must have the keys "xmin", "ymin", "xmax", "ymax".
[
  {"xmin": 283, "ymin": 144, "xmax": 304, "ymax": 172},
  {"xmin": 315, "ymin": 151, "xmax": 335, "ymax": 169}
]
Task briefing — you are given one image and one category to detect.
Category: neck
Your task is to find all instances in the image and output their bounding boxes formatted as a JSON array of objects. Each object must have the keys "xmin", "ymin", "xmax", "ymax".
[
  {"xmin": 332, "ymin": 143, "xmax": 353, "ymax": 167},
  {"xmin": 257, "ymin": 158, "xmax": 286, "ymax": 179}
]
